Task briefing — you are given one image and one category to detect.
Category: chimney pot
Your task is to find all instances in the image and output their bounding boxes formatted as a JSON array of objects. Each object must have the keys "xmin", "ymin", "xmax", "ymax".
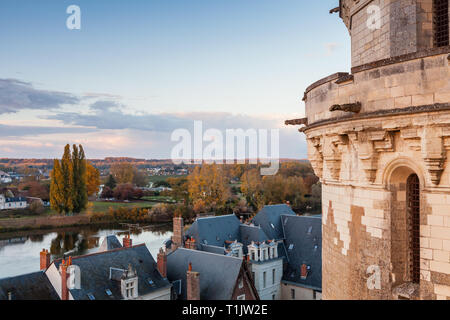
[
  {"xmin": 157, "ymin": 248, "xmax": 167, "ymax": 278},
  {"xmin": 123, "ymin": 235, "xmax": 133, "ymax": 248},
  {"xmin": 186, "ymin": 263, "xmax": 200, "ymax": 300},
  {"xmin": 40, "ymin": 249, "xmax": 51, "ymax": 270}
]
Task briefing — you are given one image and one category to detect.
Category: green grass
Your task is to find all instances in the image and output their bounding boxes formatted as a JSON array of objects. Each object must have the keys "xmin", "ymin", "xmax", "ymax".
[{"xmin": 86, "ymin": 201, "xmax": 152, "ymax": 213}]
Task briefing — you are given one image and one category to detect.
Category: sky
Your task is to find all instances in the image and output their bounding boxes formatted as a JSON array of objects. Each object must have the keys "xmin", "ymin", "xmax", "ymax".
[{"xmin": 0, "ymin": 0, "xmax": 350, "ymax": 160}]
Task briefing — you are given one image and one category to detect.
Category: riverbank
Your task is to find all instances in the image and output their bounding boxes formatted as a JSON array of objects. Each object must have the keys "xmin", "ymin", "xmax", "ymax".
[{"xmin": 0, "ymin": 212, "xmax": 172, "ymax": 234}]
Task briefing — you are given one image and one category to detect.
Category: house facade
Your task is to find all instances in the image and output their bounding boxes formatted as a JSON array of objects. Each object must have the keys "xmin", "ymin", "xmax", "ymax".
[{"xmin": 0, "ymin": 195, "xmax": 27, "ymax": 210}]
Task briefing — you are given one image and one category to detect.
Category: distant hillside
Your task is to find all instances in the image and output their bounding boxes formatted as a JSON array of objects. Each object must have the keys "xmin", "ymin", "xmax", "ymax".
[{"xmin": 0, "ymin": 157, "xmax": 309, "ymax": 170}]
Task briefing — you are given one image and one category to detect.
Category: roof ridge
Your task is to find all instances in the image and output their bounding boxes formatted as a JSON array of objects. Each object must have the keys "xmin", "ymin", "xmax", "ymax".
[
  {"xmin": 54, "ymin": 243, "xmax": 147, "ymax": 263},
  {"xmin": 176, "ymin": 248, "xmax": 243, "ymax": 261}
]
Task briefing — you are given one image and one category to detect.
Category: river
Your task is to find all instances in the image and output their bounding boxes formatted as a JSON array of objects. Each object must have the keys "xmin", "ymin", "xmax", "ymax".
[{"xmin": 0, "ymin": 223, "xmax": 172, "ymax": 278}]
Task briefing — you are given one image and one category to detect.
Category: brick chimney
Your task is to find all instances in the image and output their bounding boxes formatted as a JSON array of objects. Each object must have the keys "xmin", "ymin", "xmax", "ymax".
[
  {"xmin": 40, "ymin": 249, "xmax": 51, "ymax": 270},
  {"xmin": 172, "ymin": 216, "xmax": 184, "ymax": 248},
  {"xmin": 157, "ymin": 248, "xmax": 167, "ymax": 278},
  {"xmin": 123, "ymin": 234, "xmax": 133, "ymax": 248},
  {"xmin": 300, "ymin": 264, "xmax": 308, "ymax": 280},
  {"xmin": 186, "ymin": 262, "xmax": 200, "ymax": 300},
  {"xmin": 185, "ymin": 237, "xmax": 197, "ymax": 250},
  {"xmin": 60, "ymin": 257, "xmax": 72, "ymax": 300}
]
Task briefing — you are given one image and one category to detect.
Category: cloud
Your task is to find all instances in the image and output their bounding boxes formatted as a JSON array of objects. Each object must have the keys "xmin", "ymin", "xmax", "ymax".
[
  {"xmin": 0, "ymin": 123, "xmax": 96, "ymax": 138},
  {"xmin": 0, "ymin": 79, "xmax": 79, "ymax": 114},
  {"xmin": 46, "ymin": 100, "xmax": 287, "ymax": 132}
]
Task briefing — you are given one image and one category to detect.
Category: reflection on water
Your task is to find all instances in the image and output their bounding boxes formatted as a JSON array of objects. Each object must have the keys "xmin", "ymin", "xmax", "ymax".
[{"xmin": 0, "ymin": 223, "xmax": 172, "ymax": 278}]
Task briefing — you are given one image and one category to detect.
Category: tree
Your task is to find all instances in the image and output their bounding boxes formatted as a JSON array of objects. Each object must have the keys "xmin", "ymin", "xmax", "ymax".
[
  {"xmin": 113, "ymin": 183, "xmax": 135, "ymax": 201},
  {"xmin": 188, "ymin": 164, "xmax": 231, "ymax": 210},
  {"xmin": 29, "ymin": 200, "xmax": 45, "ymax": 215},
  {"xmin": 110, "ymin": 163, "xmax": 134, "ymax": 184},
  {"xmin": 72, "ymin": 145, "xmax": 88, "ymax": 213},
  {"xmin": 105, "ymin": 174, "xmax": 117, "ymax": 190},
  {"xmin": 50, "ymin": 146, "xmax": 73, "ymax": 215},
  {"xmin": 100, "ymin": 186, "xmax": 114, "ymax": 199},
  {"xmin": 50, "ymin": 144, "xmax": 90, "ymax": 215},
  {"xmin": 240, "ymin": 168, "xmax": 264, "ymax": 210},
  {"xmin": 19, "ymin": 181, "xmax": 49, "ymax": 200},
  {"xmin": 132, "ymin": 169, "xmax": 147, "ymax": 187},
  {"xmin": 86, "ymin": 162, "xmax": 100, "ymax": 196}
]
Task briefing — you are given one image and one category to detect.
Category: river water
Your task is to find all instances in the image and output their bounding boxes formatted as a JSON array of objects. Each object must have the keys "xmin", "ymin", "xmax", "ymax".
[{"xmin": 0, "ymin": 223, "xmax": 172, "ymax": 278}]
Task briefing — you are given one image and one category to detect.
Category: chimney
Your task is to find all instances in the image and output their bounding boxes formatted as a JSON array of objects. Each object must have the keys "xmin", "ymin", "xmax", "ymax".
[
  {"xmin": 300, "ymin": 264, "xmax": 308, "ymax": 280},
  {"xmin": 40, "ymin": 249, "xmax": 51, "ymax": 270},
  {"xmin": 172, "ymin": 216, "xmax": 184, "ymax": 248},
  {"xmin": 157, "ymin": 248, "xmax": 167, "ymax": 278},
  {"xmin": 123, "ymin": 234, "xmax": 133, "ymax": 248},
  {"xmin": 186, "ymin": 262, "xmax": 200, "ymax": 300},
  {"xmin": 60, "ymin": 258, "xmax": 72, "ymax": 301},
  {"xmin": 185, "ymin": 237, "xmax": 197, "ymax": 250}
]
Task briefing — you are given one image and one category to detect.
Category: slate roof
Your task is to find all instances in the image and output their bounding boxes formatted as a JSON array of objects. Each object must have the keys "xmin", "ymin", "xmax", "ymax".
[
  {"xmin": 185, "ymin": 214, "xmax": 241, "ymax": 247},
  {"xmin": 98, "ymin": 235, "xmax": 123, "ymax": 252},
  {"xmin": 53, "ymin": 244, "xmax": 171, "ymax": 300},
  {"xmin": 166, "ymin": 248, "xmax": 243, "ymax": 300},
  {"xmin": 281, "ymin": 215, "xmax": 322, "ymax": 290},
  {"xmin": 0, "ymin": 271, "xmax": 59, "ymax": 300},
  {"xmin": 251, "ymin": 204, "xmax": 296, "ymax": 240},
  {"xmin": 239, "ymin": 224, "xmax": 269, "ymax": 254},
  {"xmin": 5, "ymin": 197, "xmax": 27, "ymax": 203}
]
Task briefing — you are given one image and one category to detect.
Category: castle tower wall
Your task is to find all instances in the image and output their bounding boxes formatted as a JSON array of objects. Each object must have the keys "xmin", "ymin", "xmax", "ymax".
[{"xmin": 300, "ymin": 0, "xmax": 450, "ymax": 299}]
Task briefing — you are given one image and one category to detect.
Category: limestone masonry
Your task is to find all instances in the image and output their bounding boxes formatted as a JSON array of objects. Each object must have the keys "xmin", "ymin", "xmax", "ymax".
[{"xmin": 290, "ymin": 0, "xmax": 450, "ymax": 299}]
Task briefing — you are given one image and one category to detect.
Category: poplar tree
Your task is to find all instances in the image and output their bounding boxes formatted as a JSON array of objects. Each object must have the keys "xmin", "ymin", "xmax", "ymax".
[
  {"xmin": 72, "ymin": 144, "xmax": 88, "ymax": 213},
  {"xmin": 50, "ymin": 144, "xmax": 74, "ymax": 215}
]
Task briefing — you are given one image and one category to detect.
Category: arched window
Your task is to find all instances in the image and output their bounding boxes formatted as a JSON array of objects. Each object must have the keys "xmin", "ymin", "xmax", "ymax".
[
  {"xmin": 433, "ymin": 0, "xmax": 449, "ymax": 47},
  {"xmin": 407, "ymin": 174, "xmax": 420, "ymax": 284}
]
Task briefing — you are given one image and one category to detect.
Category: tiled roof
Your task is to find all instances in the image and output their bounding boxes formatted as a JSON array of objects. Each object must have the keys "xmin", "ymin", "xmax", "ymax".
[
  {"xmin": 53, "ymin": 243, "xmax": 171, "ymax": 300},
  {"xmin": 281, "ymin": 215, "xmax": 322, "ymax": 290},
  {"xmin": 98, "ymin": 235, "xmax": 123, "ymax": 252},
  {"xmin": 185, "ymin": 214, "xmax": 241, "ymax": 247},
  {"xmin": 0, "ymin": 271, "xmax": 59, "ymax": 300},
  {"xmin": 5, "ymin": 197, "xmax": 27, "ymax": 203},
  {"xmin": 251, "ymin": 204, "xmax": 296, "ymax": 240},
  {"xmin": 167, "ymin": 248, "xmax": 243, "ymax": 300}
]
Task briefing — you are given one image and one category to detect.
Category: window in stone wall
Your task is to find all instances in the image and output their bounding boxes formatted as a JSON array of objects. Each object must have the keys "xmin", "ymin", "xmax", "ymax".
[
  {"xmin": 433, "ymin": 0, "xmax": 449, "ymax": 47},
  {"xmin": 407, "ymin": 174, "xmax": 420, "ymax": 284}
]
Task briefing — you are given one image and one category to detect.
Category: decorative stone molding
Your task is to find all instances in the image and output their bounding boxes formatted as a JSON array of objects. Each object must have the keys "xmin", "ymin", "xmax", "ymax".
[
  {"xmin": 323, "ymin": 135, "xmax": 348, "ymax": 181},
  {"xmin": 421, "ymin": 127, "xmax": 446, "ymax": 185},
  {"xmin": 307, "ymin": 136, "xmax": 324, "ymax": 180}
]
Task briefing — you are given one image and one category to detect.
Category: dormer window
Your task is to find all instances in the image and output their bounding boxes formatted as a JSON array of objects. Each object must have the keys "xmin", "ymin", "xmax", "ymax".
[{"xmin": 126, "ymin": 282, "xmax": 135, "ymax": 298}]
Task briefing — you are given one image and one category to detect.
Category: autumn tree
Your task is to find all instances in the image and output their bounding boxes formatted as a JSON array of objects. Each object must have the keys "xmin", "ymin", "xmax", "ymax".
[
  {"xmin": 110, "ymin": 163, "xmax": 135, "ymax": 184},
  {"xmin": 86, "ymin": 162, "xmax": 101, "ymax": 196},
  {"xmin": 50, "ymin": 145, "xmax": 73, "ymax": 214},
  {"xmin": 188, "ymin": 164, "xmax": 231, "ymax": 211},
  {"xmin": 50, "ymin": 144, "xmax": 91, "ymax": 215},
  {"xmin": 240, "ymin": 168, "xmax": 265, "ymax": 210},
  {"xmin": 19, "ymin": 181, "xmax": 49, "ymax": 200}
]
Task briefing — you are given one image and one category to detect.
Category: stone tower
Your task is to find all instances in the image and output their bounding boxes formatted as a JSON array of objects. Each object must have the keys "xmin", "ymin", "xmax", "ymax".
[{"xmin": 288, "ymin": 0, "xmax": 450, "ymax": 299}]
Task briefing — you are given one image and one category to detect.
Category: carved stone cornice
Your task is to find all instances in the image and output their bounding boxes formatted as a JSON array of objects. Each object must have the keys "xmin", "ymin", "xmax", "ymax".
[{"xmin": 421, "ymin": 127, "xmax": 446, "ymax": 185}]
